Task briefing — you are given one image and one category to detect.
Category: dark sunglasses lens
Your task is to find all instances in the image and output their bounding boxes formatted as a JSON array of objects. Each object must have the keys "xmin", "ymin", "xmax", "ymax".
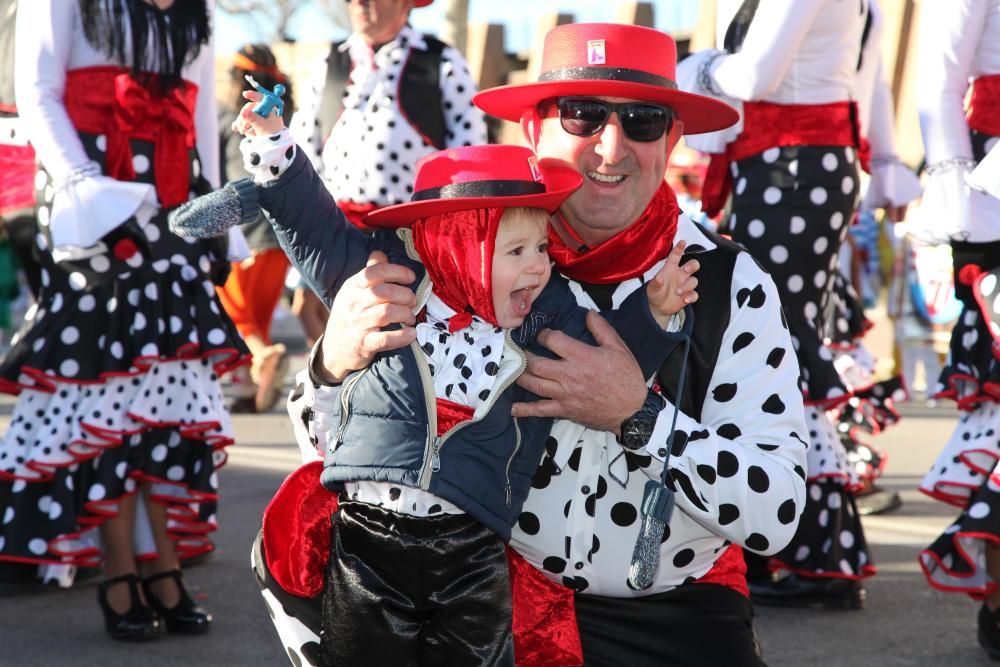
[
  {"xmin": 621, "ymin": 105, "xmax": 670, "ymax": 142},
  {"xmin": 559, "ymin": 99, "xmax": 610, "ymax": 137}
]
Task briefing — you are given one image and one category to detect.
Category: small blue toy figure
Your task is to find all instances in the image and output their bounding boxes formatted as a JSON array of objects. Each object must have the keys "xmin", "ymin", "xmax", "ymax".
[{"xmin": 245, "ymin": 74, "xmax": 285, "ymax": 119}]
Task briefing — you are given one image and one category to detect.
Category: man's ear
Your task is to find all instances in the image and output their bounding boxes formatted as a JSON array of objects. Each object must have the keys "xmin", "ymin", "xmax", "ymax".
[
  {"xmin": 520, "ymin": 109, "xmax": 542, "ymax": 150},
  {"xmin": 665, "ymin": 119, "xmax": 685, "ymax": 156}
]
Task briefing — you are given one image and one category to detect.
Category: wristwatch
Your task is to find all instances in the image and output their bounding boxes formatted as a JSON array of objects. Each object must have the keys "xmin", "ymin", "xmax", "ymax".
[{"xmin": 618, "ymin": 389, "xmax": 666, "ymax": 451}]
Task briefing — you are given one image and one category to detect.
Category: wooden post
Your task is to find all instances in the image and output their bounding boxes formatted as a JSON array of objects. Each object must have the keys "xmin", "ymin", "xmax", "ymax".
[
  {"xmin": 615, "ymin": 2, "xmax": 655, "ymax": 28},
  {"xmin": 441, "ymin": 0, "xmax": 469, "ymax": 55},
  {"xmin": 689, "ymin": 0, "xmax": 717, "ymax": 51},
  {"xmin": 525, "ymin": 13, "xmax": 573, "ymax": 81},
  {"xmin": 466, "ymin": 23, "xmax": 507, "ymax": 90}
]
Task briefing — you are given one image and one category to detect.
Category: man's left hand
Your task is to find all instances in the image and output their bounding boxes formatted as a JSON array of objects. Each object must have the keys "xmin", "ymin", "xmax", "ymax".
[{"xmin": 511, "ymin": 311, "xmax": 648, "ymax": 432}]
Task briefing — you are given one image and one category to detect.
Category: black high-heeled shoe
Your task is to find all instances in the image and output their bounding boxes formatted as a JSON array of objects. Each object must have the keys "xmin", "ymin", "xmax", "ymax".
[
  {"xmin": 142, "ymin": 569, "xmax": 213, "ymax": 634},
  {"xmin": 97, "ymin": 573, "xmax": 161, "ymax": 641},
  {"xmin": 978, "ymin": 603, "xmax": 1000, "ymax": 660}
]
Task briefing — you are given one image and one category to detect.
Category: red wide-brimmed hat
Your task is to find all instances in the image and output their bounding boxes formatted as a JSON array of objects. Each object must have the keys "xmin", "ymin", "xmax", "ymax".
[
  {"xmin": 364, "ymin": 144, "xmax": 582, "ymax": 228},
  {"xmin": 474, "ymin": 23, "xmax": 739, "ymax": 136}
]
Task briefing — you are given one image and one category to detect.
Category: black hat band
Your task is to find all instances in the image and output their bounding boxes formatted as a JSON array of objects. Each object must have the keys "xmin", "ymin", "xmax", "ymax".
[
  {"xmin": 539, "ymin": 66, "xmax": 677, "ymax": 89},
  {"xmin": 411, "ymin": 179, "xmax": 546, "ymax": 202}
]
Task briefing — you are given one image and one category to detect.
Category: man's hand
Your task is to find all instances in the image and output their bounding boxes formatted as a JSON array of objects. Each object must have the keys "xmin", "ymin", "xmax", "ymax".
[
  {"xmin": 315, "ymin": 251, "xmax": 418, "ymax": 384},
  {"xmin": 511, "ymin": 311, "xmax": 648, "ymax": 433}
]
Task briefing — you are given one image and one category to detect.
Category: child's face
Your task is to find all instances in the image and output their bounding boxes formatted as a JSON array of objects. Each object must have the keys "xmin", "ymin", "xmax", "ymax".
[{"xmin": 492, "ymin": 209, "xmax": 552, "ymax": 329}]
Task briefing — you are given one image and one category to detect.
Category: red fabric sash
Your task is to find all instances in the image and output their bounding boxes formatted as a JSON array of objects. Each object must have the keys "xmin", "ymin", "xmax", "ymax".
[
  {"xmin": 702, "ymin": 100, "xmax": 871, "ymax": 218},
  {"xmin": 0, "ymin": 143, "xmax": 36, "ymax": 217},
  {"xmin": 63, "ymin": 66, "xmax": 197, "ymax": 208},
  {"xmin": 695, "ymin": 543, "xmax": 749, "ymax": 596},
  {"xmin": 547, "ymin": 182, "xmax": 679, "ymax": 285},
  {"xmin": 968, "ymin": 75, "xmax": 1000, "ymax": 136}
]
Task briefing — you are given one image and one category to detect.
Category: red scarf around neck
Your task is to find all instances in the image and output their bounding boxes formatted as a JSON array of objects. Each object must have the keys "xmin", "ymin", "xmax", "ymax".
[{"xmin": 546, "ymin": 183, "xmax": 680, "ymax": 284}]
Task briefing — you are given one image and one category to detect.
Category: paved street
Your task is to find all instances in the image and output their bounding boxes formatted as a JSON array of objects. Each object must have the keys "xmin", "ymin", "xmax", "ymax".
[{"xmin": 0, "ymin": 356, "xmax": 995, "ymax": 665}]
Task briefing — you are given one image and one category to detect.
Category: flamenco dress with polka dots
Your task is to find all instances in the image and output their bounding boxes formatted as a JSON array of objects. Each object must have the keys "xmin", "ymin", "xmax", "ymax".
[
  {"xmin": 825, "ymin": 2, "xmax": 921, "ymax": 503},
  {"xmin": 0, "ymin": 0, "xmax": 247, "ymax": 578},
  {"xmin": 911, "ymin": 0, "xmax": 1000, "ymax": 598},
  {"xmin": 686, "ymin": 0, "xmax": 876, "ymax": 590}
]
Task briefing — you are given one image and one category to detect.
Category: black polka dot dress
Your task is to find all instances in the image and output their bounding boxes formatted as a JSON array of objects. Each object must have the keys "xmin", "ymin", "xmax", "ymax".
[
  {"xmin": 727, "ymin": 144, "xmax": 875, "ymax": 582},
  {"xmin": 919, "ymin": 130, "xmax": 1000, "ymax": 596},
  {"xmin": 0, "ymin": 128, "xmax": 249, "ymax": 570}
]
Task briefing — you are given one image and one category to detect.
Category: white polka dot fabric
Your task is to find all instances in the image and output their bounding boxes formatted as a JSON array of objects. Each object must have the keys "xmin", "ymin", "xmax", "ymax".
[{"xmin": 510, "ymin": 223, "xmax": 809, "ymax": 596}]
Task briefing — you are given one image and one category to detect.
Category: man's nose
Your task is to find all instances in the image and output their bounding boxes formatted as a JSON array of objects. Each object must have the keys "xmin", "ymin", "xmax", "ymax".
[{"xmin": 594, "ymin": 113, "xmax": 628, "ymax": 164}]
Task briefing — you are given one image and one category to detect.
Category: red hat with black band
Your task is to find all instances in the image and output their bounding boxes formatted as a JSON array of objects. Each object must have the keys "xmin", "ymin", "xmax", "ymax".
[
  {"xmin": 364, "ymin": 144, "xmax": 581, "ymax": 228},
  {"xmin": 474, "ymin": 23, "xmax": 739, "ymax": 136}
]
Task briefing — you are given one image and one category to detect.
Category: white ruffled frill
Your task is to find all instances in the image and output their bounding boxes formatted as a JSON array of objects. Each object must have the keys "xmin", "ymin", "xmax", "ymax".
[
  {"xmin": 909, "ymin": 161, "xmax": 1000, "ymax": 245},
  {"xmin": 47, "ymin": 171, "xmax": 157, "ymax": 264},
  {"xmin": 862, "ymin": 157, "xmax": 923, "ymax": 210},
  {"xmin": 675, "ymin": 50, "xmax": 743, "ymax": 152},
  {"xmin": 968, "ymin": 143, "xmax": 1000, "ymax": 201}
]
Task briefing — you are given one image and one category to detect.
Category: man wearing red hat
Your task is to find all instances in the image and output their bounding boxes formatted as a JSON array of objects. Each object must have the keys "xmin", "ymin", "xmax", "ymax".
[{"xmin": 290, "ymin": 22, "xmax": 808, "ymax": 666}]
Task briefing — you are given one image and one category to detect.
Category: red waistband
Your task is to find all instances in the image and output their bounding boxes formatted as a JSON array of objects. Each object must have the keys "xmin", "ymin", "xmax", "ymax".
[
  {"xmin": 436, "ymin": 398, "xmax": 475, "ymax": 436},
  {"xmin": 63, "ymin": 66, "xmax": 197, "ymax": 208},
  {"xmin": 969, "ymin": 75, "xmax": 1000, "ymax": 136},
  {"xmin": 702, "ymin": 100, "xmax": 870, "ymax": 218},
  {"xmin": 0, "ymin": 143, "xmax": 36, "ymax": 217},
  {"xmin": 695, "ymin": 543, "xmax": 749, "ymax": 597}
]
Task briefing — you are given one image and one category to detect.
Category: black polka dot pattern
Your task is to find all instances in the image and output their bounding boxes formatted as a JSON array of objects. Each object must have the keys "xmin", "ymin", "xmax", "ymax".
[
  {"xmin": 505, "ymin": 229, "xmax": 809, "ymax": 595},
  {"xmin": 728, "ymin": 144, "xmax": 858, "ymax": 408}
]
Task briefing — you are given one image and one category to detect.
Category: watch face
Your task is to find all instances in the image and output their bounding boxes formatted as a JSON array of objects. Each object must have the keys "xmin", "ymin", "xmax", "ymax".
[{"xmin": 623, "ymin": 418, "xmax": 655, "ymax": 448}]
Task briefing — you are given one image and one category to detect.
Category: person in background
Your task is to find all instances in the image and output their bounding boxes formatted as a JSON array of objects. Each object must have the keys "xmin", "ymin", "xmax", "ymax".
[
  {"xmin": 0, "ymin": 0, "xmax": 247, "ymax": 641},
  {"xmin": 217, "ymin": 44, "xmax": 294, "ymax": 414},
  {"xmin": 682, "ymin": 0, "xmax": 874, "ymax": 610},
  {"xmin": 285, "ymin": 0, "xmax": 488, "ymax": 347},
  {"xmin": 909, "ymin": 0, "xmax": 1000, "ymax": 660}
]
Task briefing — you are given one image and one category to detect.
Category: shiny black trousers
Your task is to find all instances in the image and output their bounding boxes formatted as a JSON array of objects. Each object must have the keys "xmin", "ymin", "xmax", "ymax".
[
  {"xmin": 320, "ymin": 501, "xmax": 514, "ymax": 667},
  {"xmin": 575, "ymin": 583, "xmax": 766, "ymax": 667}
]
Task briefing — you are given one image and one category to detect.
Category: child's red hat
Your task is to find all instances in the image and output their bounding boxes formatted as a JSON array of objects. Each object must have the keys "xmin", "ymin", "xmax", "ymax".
[{"xmin": 364, "ymin": 144, "xmax": 582, "ymax": 229}]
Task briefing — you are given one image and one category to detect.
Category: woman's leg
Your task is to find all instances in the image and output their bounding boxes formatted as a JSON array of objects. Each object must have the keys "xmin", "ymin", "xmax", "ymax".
[
  {"xmin": 99, "ymin": 492, "xmax": 142, "ymax": 612},
  {"xmin": 140, "ymin": 484, "xmax": 182, "ymax": 608}
]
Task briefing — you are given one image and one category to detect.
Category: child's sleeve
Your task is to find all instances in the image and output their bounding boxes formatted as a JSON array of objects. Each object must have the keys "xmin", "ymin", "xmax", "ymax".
[
  {"xmin": 253, "ymin": 149, "xmax": 412, "ymax": 308},
  {"xmin": 528, "ymin": 274, "xmax": 689, "ymax": 381}
]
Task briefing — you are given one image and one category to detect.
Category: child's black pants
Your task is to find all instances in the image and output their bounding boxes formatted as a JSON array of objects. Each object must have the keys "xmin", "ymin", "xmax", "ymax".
[{"xmin": 320, "ymin": 500, "xmax": 514, "ymax": 666}]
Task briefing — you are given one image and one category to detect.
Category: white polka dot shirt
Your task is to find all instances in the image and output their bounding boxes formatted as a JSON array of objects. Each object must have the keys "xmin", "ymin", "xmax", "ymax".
[{"xmin": 289, "ymin": 25, "xmax": 488, "ymax": 207}]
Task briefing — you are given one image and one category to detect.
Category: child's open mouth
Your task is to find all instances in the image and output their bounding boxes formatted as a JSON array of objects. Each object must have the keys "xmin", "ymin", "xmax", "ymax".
[{"xmin": 510, "ymin": 287, "xmax": 535, "ymax": 318}]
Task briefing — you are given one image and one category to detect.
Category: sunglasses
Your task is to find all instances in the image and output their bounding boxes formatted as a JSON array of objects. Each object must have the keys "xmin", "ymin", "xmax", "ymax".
[{"xmin": 548, "ymin": 97, "xmax": 675, "ymax": 142}]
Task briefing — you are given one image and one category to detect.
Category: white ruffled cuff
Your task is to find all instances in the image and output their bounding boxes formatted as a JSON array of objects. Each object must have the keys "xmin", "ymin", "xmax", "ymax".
[
  {"xmin": 48, "ymin": 166, "xmax": 157, "ymax": 264},
  {"xmin": 968, "ymin": 144, "xmax": 1000, "ymax": 201},
  {"xmin": 910, "ymin": 160, "xmax": 1000, "ymax": 244},
  {"xmin": 862, "ymin": 156, "xmax": 922, "ymax": 210},
  {"xmin": 239, "ymin": 129, "xmax": 297, "ymax": 184},
  {"xmin": 675, "ymin": 49, "xmax": 743, "ymax": 152}
]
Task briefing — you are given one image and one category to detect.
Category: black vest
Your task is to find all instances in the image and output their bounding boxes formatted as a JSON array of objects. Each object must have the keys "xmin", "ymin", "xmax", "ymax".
[
  {"xmin": 577, "ymin": 226, "xmax": 742, "ymax": 424},
  {"xmin": 316, "ymin": 35, "xmax": 448, "ymax": 152}
]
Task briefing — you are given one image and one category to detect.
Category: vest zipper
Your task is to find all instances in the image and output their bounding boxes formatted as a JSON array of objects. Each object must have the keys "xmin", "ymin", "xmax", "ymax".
[
  {"xmin": 504, "ymin": 418, "xmax": 522, "ymax": 507},
  {"xmin": 418, "ymin": 329, "xmax": 527, "ymax": 490},
  {"xmin": 332, "ymin": 367, "xmax": 370, "ymax": 450}
]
